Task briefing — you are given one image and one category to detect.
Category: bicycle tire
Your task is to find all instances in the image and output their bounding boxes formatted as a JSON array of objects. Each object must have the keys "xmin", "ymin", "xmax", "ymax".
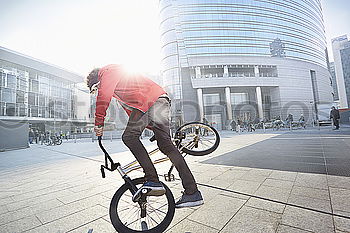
[
  {"xmin": 176, "ymin": 122, "xmax": 220, "ymax": 156},
  {"xmin": 44, "ymin": 139, "xmax": 51, "ymax": 146},
  {"xmin": 109, "ymin": 178, "xmax": 175, "ymax": 233},
  {"xmin": 56, "ymin": 138, "xmax": 62, "ymax": 145}
]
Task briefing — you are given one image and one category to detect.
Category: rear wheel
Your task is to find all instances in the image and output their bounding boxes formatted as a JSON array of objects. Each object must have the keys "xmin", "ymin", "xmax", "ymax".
[
  {"xmin": 175, "ymin": 122, "xmax": 220, "ymax": 156},
  {"xmin": 109, "ymin": 178, "xmax": 175, "ymax": 233},
  {"xmin": 56, "ymin": 138, "xmax": 62, "ymax": 145}
]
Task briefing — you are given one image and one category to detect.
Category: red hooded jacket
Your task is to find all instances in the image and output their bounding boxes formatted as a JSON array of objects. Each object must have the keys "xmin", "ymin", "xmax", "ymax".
[{"xmin": 95, "ymin": 64, "xmax": 167, "ymax": 126}]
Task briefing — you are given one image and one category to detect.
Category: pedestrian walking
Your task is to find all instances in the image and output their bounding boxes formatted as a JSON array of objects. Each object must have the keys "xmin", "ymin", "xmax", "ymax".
[
  {"xmin": 230, "ymin": 119, "xmax": 236, "ymax": 131},
  {"xmin": 29, "ymin": 129, "xmax": 34, "ymax": 144},
  {"xmin": 330, "ymin": 106, "xmax": 340, "ymax": 130}
]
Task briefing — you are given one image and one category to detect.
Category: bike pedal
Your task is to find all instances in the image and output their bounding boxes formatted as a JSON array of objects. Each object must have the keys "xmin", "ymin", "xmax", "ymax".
[
  {"xmin": 164, "ymin": 174, "xmax": 175, "ymax": 182},
  {"xmin": 132, "ymin": 188, "xmax": 151, "ymax": 202}
]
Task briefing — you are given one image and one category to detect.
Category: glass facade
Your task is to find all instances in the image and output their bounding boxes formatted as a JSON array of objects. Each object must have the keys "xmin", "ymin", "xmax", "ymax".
[
  {"xmin": 340, "ymin": 47, "xmax": 350, "ymax": 107},
  {"xmin": 329, "ymin": 62, "xmax": 339, "ymax": 101},
  {"xmin": 0, "ymin": 60, "xmax": 76, "ymax": 119},
  {"xmin": 160, "ymin": 0, "xmax": 328, "ymax": 99}
]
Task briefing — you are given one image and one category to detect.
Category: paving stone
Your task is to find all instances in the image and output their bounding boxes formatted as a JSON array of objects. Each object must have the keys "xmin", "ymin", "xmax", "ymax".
[
  {"xmin": 167, "ymin": 206, "xmax": 195, "ymax": 230},
  {"xmin": 269, "ymin": 170, "xmax": 298, "ymax": 182},
  {"xmin": 246, "ymin": 197, "xmax": 285, "ymax": 214},
  {"xmin": 328, "ymin": 176, "xmax": 350, "ymax": 189},
  {"xmin": 0, "ymin": 196, "xmax": 14, "ymax": 206},
  {"xmin": 254, "ymin": 185, "xmax": 291, "ymax": 203},
  {"xmin": 239, "ymin": 174, "xmax": 269, "ymax": 183},
  {"xmin": 281, "ymin": 206, "xmax": 334, "ymax": 233},
  {"xmin": 295, "ymin": 173, "xmax": 328, "ymax": 190},
  {"xmin": 277, "ymin": 224, "xmax": 313, "ymax": 232},
  {"xmin": 221, "ymin": 206, "xmax": 281, "ymax": 233},
  {"xmin": 291, "ymin": 186, "xmax": 330, "ymax": 200},
  {"xmin": 262, "ymin": 178, "xmax": 294, "ymax": 191},
  {"xmin": 212, "ymin": 169, "xmax": 249, "ymax": 181},
  {"xmin": 196, "ymin": 185, "xmax": 222, "ymax": 202},
  {"xmin": 1, "ymin": 215, "xmax": 42, "ymax": 233},
  {"xmin": 333, "ymin": 210, "xmax": 350, "ymax": 218},
  {"xmin": 207, "ymin": 177, "xmax": 235, "ymax": 189},
  {"xmin": 0, "ymin": 205, "xmax": 9, "ymax": 215},
  {"xmin": 166, "ymin": 219, "xmax": 218, "ymax": 233},
  {"xmin": 27, "ymin": 205, "xmax": 108, "ymax": 233},
  {"xmin": 334, "ymin": 216, "xmax": 350, "ymax": 233},
  {"xmin": 228, "ymin": 179, "xmax": 262, "ymax": 195},
  {"xmin": 57, "ymin": 183, "xmax": 115, "ymax": 204},
  {"xmin": 187, "ymin": 194, "xmax": 246, "ymax": 230},
  {"xmin": 330, "ymin": 187, "xmax": 350, "ymax": 214},
  {"xmin": 0, "ymin": 199, "xmax": 63, "ymax": 225},
  {"xmin": 36, "ymin": 195, "xmax": 110, "ymax": 224},
  {"xmin": 6, "ymin": 189, "xmax": 75, "ymax": 211},
  {"xmin": 288, "ymin": 194, "xmax": 332, "ymax": 213},
  {"xmin": 69, "ymin": 218, "xmax": 117, "ymax": 233},
  {"xmin": 11, "ymin": 183, "xmax": 72, "ymax": 202}
]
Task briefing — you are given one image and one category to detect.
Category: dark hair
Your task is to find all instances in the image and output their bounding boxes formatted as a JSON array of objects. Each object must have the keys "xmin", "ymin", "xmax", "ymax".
[{"xmin": 86, "ymin": 68, "xmax": 100, "ymax": 90}]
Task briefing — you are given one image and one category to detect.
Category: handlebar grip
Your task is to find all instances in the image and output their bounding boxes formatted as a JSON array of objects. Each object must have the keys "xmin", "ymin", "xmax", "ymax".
[{"xmin": 149, "ymin": 135, "xmax": 156, "ymax": 142}]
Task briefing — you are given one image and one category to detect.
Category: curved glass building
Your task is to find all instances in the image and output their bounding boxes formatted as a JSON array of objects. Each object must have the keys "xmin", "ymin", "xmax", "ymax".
[{"xmin": 160, "ymin": 0, "xmax": 333, "ymax": 129}]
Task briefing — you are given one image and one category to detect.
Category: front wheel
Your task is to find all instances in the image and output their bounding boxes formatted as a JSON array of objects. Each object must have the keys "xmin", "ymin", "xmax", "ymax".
[
  {"xmin": 44, "ymin": 139, "xmax": 51, "ymax": 146},
  {"xmin": 176, "ymin": 122, "xmax": 220, "ymax": 156},
  {"xmin": 109, "ymin": 178, "xmax": 175, "ymax": 233}
]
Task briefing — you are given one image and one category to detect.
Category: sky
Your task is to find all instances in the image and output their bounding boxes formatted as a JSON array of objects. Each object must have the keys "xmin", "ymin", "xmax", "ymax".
[{"xmin": 0, "ymin": 0, "xmax": 349, "ymax": 76}]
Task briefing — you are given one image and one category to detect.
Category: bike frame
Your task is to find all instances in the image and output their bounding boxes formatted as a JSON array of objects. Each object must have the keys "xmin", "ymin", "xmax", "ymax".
[{"xmin": 97, "ymin": 132, "xmax": 190, "ymax": 194}]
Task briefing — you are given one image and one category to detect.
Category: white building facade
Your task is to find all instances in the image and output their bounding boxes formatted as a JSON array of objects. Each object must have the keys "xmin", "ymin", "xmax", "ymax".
[
  {"xmin": 159, "ymin": 0, "xmax": 333, "ymax": 129},
  {"xmin": 332, "ymin": 35, "xmax": 350, "ymax": 109}
]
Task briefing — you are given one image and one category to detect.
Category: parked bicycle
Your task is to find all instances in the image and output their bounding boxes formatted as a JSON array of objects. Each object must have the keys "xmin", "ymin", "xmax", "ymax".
[
  {"xmin": 43, "ymin": 135, "xmax": 63, "ymax": 146},
  {"xmin": 98, "ymin": 122, "xmax": 220, "ymax": 233}
]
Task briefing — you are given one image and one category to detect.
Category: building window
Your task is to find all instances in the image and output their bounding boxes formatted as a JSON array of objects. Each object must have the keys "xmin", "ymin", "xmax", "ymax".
[
  {"xmin": 7, "ymin": 74, "xmax": 17, "ymax": 89},
  {"xmin": 6, "ymin": 103, "xmax": 16, "ymax": 116},
  {"xmin": 231, "ymin": 93, "xmax": 248, "ymax": 105},
  {"xmin": 1, "ymin": 88, "xmax": 16, "ymax": 103},
  {"xmin": 203, "ymin": 93, "xmax": 220, "ymax": 106},
  {"xmin": 0, "ymin": 71, "xmax": 5, "ymax": 87}
]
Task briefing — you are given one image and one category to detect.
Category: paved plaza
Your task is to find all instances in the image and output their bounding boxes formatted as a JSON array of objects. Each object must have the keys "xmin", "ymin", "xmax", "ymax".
[{"xmin": 0, "ymin": 126, "xmax": 350, "ymax": 232}]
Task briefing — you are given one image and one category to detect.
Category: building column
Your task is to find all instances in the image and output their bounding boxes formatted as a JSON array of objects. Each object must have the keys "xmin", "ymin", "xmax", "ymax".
[
  {"xmin": 197, "ymin": 88, "xmax": 204, "ymax": 121},
  {"xmin": 195, "ymin": 66, "xmax": 201, "ymax": 78},
  {"xmin": 223, "ymin": 65, "xmax": 228, "ymax": 78},
  {"xmin": 225, "ymin": 87, "xmax": 233, "ymax": 120},
  {"xmin": 256, "ymin": 86, "xmax": 264, "ymax": 120},
  {"xmin": 254, "ymin": 65, "xmax": 259, "ymax": 77}
]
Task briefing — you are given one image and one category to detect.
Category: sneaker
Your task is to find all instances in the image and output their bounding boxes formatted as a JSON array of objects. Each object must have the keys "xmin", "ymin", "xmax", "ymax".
[
  {"xmin": 132, "ymin": 181, "xmax": 166, "ymax": 202},
  {"xmin": 175, "ymin": 191, "xmax": 204, "ymax": 208}
]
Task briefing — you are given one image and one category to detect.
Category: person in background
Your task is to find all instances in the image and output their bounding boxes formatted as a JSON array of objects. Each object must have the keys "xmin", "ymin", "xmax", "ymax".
[
  {"xmin": 330, "ymin": 106, "xmax": 340, "ymax": 130},
  {"xmin": 28, "ymin": 129, "xmax": 34, "ymax": 144},
  {"xmin": 298, "ymin": 114, "xmax": 306, "ymax": 128},
  {"xmin": 230, "ymin": 119, "xmax": 236, "ymax": 131}
]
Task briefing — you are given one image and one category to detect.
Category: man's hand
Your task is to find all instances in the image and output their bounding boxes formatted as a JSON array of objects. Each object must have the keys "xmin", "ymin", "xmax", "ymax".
[{"xmin": 94, "ymin": 126, "xmax": 104, "ymax": 136}]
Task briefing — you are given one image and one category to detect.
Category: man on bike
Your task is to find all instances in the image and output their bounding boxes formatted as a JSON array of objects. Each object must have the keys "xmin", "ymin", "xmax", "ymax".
[{"xmin": 87, "ymin": 64, "xmax": 203, "ymax": 208}]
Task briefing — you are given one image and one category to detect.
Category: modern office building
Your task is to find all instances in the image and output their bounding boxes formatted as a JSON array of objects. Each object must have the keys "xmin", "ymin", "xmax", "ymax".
[
  {"xmin": 159, "ymin": 0, "xmax": 333, "ymax": 129},
  {"xmin": 0, "ymin": 46, "xmax": 91, "ymax": 141},
  {"xmin": 332, "ymin": 35, "xmax": 350, "ymax": 109},
  {"xmin": 329, "ymin": 62, "xmax": 339, "ymax": 101}
]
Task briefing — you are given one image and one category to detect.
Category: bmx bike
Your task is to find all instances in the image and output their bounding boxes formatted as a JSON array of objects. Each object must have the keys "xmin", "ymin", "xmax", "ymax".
[{"xmin": 98, "ymin": 122, "xmax": 220, "ymax": 233}]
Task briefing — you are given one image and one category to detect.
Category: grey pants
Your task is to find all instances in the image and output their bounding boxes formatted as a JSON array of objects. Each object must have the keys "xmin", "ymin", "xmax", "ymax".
[{"xmin": 122, "ymin": 98, "xmax": 198, "ymax": 195}]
